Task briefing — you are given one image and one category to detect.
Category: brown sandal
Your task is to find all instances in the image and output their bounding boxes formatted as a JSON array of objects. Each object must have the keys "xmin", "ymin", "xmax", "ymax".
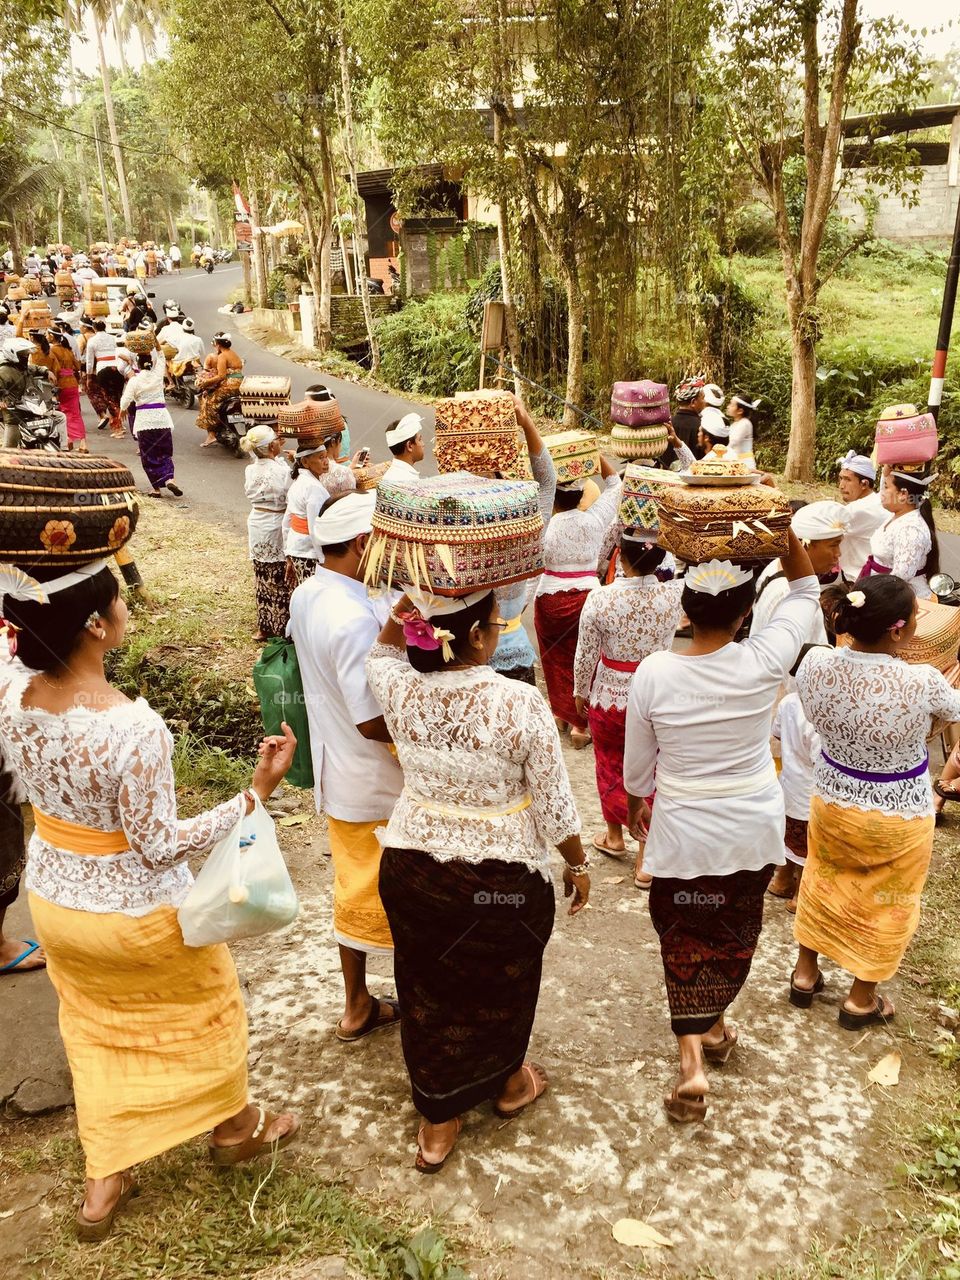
[
  {"xmin": 76, "ymin": 1173, "xmax": 139, "ymax": 1242},
  {"xmin": 493, "ymin": 1062, "xmax": 548, "ymax": 1119},
  {"xmin": 209, "ymin": 1105, "xmax": 300, "ymax": 1166},
  {"xmin": 702, "ymin": 1026, "xmax": 738, "ymax": 1064},
  {"xmin": 663, "ymin": 1088, "xmax": 707, "ymax": 1124},
  {"xmin": 415, "ymin": 1116, "xmax": 461, "ymax": 1175}
]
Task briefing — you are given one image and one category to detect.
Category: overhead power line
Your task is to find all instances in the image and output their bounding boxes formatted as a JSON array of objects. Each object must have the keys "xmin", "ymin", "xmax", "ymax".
[{"xmin": 1, "ymin": 98, "xmax": 187, "ymax": 164}]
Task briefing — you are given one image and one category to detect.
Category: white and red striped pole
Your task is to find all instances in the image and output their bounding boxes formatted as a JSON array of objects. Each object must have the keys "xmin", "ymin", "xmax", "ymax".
[{"xmin": 928, "ymin": 192, "xmax": 960, "ymax": 423}]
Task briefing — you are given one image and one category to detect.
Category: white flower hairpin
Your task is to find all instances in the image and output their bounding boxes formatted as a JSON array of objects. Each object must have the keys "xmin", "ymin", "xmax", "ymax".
[
  {"xmin": 684, "ymin": 560, "xmax": 753, "ymax": 596},
  {"xmin": 847, "ymin": 590, "xmax": 866, "ymax": 608}
]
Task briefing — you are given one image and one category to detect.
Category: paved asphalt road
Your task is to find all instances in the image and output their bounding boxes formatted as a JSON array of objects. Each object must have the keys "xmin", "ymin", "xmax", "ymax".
[{"xmin": 69, "ymin": 264, "xmax": 433, "ymax": 537}]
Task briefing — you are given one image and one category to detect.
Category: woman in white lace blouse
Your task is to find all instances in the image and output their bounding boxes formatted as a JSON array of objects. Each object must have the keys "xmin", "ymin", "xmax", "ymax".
[
  {"xmin": 792, "ymin": 575, "xmax": 960, "ymax": 1029},
  {"xmin": 366, "ymin": 589, "xmax": 588, "ymax": 1174},
  {"xmin": 0, "ymin": 561, "xmax": 298, "ymax": 1241},
  {"xmin": 864, "ymin": 467, "xmax": 939, "ymax": 599},
  {"xmin": 573, "ymin": 534, "xmax": 682, "ymax": 882},
  {"xmin": 241, "ymin": 424, "xmax": 293, "ymax": 640}
]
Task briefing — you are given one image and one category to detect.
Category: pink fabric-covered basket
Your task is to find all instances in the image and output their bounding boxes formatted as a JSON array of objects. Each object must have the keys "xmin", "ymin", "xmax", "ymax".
[
  {"xmin": 874, "ymin": 404, "xmax": 938, "ymax": 465},
  {"xmin": 610, "ymin": 380, "xmax": 671, "ymax": 428}
]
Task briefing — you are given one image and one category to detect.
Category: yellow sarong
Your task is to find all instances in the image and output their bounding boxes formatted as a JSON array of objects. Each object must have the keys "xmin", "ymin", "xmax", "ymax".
[
  {"xmin": 326, "ymin": 817, "xmax": 393, "ymax": 953},
  {"xmin": 29, "ymin": 895, "xmax": 248, "ymax": 1178},
  {"xmin": 794, "ymin": 795, "xmax": 934, "ymax": 982}
]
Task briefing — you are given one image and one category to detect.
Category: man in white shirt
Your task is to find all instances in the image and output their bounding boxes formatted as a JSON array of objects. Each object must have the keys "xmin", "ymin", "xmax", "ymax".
[
  {"xmin": 169, "ymin": 318, "xmax": 205, "ymax": 368},
  {"xmin": 288, "ymin": 491, "xmax": 403, "ymax": 1042},
  {"xmin": 750, "ymin": 501, "xmax": 845, "ymax": 661},
  {"xmin": 169, "ymin": 244, "xmax": 182, "ymax": 273},
  {"xmin": 836, "ymin": 450, "xmax": 886, "ymax": 582},
  {"xmin": 382, "ymin": 413, "xmax": 426, "ymax": 482}
]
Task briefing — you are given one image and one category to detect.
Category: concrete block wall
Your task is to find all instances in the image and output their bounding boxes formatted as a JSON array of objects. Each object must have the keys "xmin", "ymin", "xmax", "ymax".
[{"xmin": 837, "ymin": 165, "xmax": 959, "ymax": 241}]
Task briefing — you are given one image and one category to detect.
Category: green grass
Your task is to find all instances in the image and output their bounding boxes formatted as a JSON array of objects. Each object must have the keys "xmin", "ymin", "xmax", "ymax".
[{"xmin": 5, "ymin": 1137, "xmax": 467, "ymax": 1280}]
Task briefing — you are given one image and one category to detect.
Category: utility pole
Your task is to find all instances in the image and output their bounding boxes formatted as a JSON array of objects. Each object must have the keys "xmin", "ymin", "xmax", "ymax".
[
  {"xmin": 928, "ymin": 191, "xmax": 960, "ymax": 424},
  {"xmin": 93, "ymin": 122, "xmax": 114, "ymax": 244}
]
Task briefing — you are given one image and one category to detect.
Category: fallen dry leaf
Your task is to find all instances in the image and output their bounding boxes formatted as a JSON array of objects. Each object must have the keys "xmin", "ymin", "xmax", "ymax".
[
  {"xmin": 276, "ymin": 814, "xmax": 310, "ymax": 827},
  {"xmin": 867, "ymin": 1050, "xmax": 901, "ymax": 1087},
  {"xmin": 605, "ymin": 876, "xmax": 626, "ymax": 885},
  {"xmin": 612, "ymin": 1218, "xmax": 673, "ymax": 1249}
]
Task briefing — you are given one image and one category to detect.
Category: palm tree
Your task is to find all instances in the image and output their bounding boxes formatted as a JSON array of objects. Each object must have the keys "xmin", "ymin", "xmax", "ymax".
[
  {"xmin": 76, "ymin": 0, "xmax": 134, "ymax": 235},
  {"xmin": 0, "ymin": 145, "xmax": 59, "ymax": 271},
  {"xmin": 119, "ymin": 0, "xmax": 162, "ymax": 65}
]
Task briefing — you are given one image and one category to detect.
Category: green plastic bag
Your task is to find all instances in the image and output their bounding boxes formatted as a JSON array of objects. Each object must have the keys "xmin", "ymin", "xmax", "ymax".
[{"xmin": 252, "ymin": 638, "xmax": 314, "ymax": 790}]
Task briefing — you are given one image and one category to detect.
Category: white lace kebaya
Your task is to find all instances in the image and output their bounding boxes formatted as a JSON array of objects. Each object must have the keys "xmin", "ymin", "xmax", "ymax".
[
  {"xmin": 795, "ymin": 645, "xmax": 960, "ymax": 817},
  {"xmin": 573, "ymin": 576, "xmax": 683, "ymax": 712},
  {"xmin": 365, "ymin": 642, "xmax": 581, "ymax": 879},
  {"xmin": 0, "ymin": 663, "xmax": 246, "ymax": 916}
]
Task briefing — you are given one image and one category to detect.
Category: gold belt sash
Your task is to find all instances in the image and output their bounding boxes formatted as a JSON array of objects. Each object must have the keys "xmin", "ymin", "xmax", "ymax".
[
  {"xmin": 33, "ymin": 809, "xmax": 129, "ymax": 856},
  {"xmin": 406, "ymin": 791, "xmax": 532, "ymax": 820}
]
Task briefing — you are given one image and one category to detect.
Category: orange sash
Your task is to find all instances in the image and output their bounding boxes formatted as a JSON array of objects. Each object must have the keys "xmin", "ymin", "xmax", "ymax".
[
  {"xmin": 33, "ymin": 809, "xmax": 129, "ymax": 856},
  {"xmin": 289, "ymin": 513, "xmax": 310, "ymax": 535}
]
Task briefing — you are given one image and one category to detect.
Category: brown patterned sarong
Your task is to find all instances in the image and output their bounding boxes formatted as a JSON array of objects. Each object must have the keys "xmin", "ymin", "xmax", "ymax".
[
  {"xmin": 379, "ymin": 848, "xmax": 555, "ymax": 1123},
  {"xmin": 253, "ymin": 560, "xmax": 292, "ymax": 638},
  {"xmin": 649, "ymin": 865, "xmax": 774, "ymax": 1036}
]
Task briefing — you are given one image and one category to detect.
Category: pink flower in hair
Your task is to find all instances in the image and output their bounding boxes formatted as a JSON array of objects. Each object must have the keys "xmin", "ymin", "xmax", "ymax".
[{"xmin": 403, "ymin": 615, "xmax": 441, "ymax": 651}]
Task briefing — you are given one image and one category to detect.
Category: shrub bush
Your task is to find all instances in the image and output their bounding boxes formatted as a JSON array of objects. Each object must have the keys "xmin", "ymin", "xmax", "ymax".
[
  {"xmin": 730, "ymin": 202, "xmax": 778, "ymax": 256},
  {"xmin": 375, "ymin": 295, "xmax": 480, "ymax": 396}
]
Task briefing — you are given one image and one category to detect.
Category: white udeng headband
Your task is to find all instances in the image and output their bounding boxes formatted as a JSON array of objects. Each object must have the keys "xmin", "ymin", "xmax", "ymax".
[{"xmin": 0, "ymin": 559, "xmax": 110, "ymax": 605}]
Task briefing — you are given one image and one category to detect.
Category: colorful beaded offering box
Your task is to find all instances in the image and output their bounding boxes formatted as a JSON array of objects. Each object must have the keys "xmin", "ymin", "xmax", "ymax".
[
  {"xmin": 619, "ymin": 465, "xmax": 683, "ymax": 533},
  {"xmin": 277, "ymin": 397, "xmax": 343, "ymax": 438},
  {"xmin": 435, "ymin": 391, "xmax": 523, "ymax": 478},
  {"xmin": 542, "ymin": 430, "xmax": 600, "ymax": 485},
  {"xmin": 362, "ymin": 472, "xmax": 544, "ymax": 597},
  {"xmin": 874, "ymin": 403, "xmax": 938, "ymax": 466},
  {"xmin": 0, "ymin": 452, "xmax": 138, "ymax": 566},
  {"xmin": 610, "ymin": 421, "xmax": 670, "ymax": 460},
  {"xmin": 239, "ymin": 375, "xmax": 292, "ymax": 422},
  {"xmin": 610, "ymin": 380, "xmax": 671, "ymax": 428},
  {"xmin": 656, "ymin": 481, "xmax": 791, "ymax": 564},
  {"xmin": 690, "ymin": 447, "xmax": 751, "ymax": 477}
]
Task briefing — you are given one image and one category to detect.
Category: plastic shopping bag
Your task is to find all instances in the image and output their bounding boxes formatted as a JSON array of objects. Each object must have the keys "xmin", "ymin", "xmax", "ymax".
[
  {"xmin": 178, "ymin": 795, "xmax": 299, "ymax": 947},
  {"xmin": 252, "ymin": 638, "xmax": 314, "ymax": 789}
]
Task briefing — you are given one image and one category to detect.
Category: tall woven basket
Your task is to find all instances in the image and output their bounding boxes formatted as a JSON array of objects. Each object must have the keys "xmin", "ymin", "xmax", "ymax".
[{"xmin": 0, "ymin": 453, "xmax": 139, "ymax": 567}]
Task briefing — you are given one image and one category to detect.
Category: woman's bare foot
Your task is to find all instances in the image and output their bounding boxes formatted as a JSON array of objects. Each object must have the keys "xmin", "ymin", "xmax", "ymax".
[
  {"xmin": 82, "ymin": 1171, "xmax": 128, "ymax": 1223},
  {"xmin": 494, "ymin": 1061, "xmax": 548, "ymax": 1117},
  {"xmin": 416, "ymin": 1117, "xmax": 461, "ymax": 1171},
  {"xmin": 211, "ymin": 1102, "xmax": 298, "ymax": 1149},
  {"xmin": 570, "ymin": 728, "xmax": 592, "ymax": 750},
  {"xmin": 0, "ymin": 937, "xmax": 46, "ymax": 971},
  {"xmin": 593, "ymin": 827, "xmax": 626, "ymax": 856}
]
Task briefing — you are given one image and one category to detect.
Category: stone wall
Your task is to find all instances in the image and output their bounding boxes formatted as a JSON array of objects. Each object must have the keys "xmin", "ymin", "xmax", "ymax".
[
  {"xmin": 836, "ymin": 165, "xmax": 959, "ymax": 242},
  {"xmin": 330, "ymin": 294, "xmax": 393, "ymax": 349}
]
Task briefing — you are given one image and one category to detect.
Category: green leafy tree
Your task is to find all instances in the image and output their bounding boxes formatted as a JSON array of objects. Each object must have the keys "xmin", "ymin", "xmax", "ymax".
[{"xmin": 721, "ymin": 0, "xmax": 927, "ymax": 480}]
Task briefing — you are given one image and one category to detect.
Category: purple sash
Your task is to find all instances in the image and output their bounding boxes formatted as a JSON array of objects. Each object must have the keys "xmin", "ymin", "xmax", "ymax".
[
  {"xmin": 135, "ymin": 402, "xmax": 166, "ymax": 411},
  {"xmin": 821, "ymin": 749, "xmax": 928, "ymax": 783},
  {"xmin": 859, "ymin": 555, "xmax": 892, "ymax": 579}
]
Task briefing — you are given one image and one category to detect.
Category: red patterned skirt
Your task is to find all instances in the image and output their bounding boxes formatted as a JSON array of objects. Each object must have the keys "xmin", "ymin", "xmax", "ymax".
[
  {"xmin": 588, "ymin": 702, "xmax": 630, "ymax": 825},
  {"xmin": 784, "ymin": 815, "xmax": 809, "ymax": 867},
  {"xmin": 534, "ymin": 589, "xmax": 589, "ymax": 731},
  {"xmin": 649, "ymin": 865, "xmax": 774, "ymax": 1036}
]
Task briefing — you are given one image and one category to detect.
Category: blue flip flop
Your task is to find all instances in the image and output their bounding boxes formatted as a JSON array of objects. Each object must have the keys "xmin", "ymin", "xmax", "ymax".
[{"xmin": 0, "ymin": 940, "xmax": 45, "ymax": 974}]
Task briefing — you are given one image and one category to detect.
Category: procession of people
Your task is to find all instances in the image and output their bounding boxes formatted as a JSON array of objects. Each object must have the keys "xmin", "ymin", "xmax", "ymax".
[{"xmin": 0, "ymin": 291, "xmax": 955, "ymax": 1246}]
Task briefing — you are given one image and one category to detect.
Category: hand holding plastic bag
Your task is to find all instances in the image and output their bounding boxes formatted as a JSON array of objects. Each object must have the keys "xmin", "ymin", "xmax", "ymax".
[{"xmin": 178, "ymin": 795, "xmax": 299, "ymax": 947}]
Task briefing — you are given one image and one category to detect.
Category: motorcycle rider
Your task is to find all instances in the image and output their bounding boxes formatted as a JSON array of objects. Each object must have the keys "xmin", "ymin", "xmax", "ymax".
[
  {"xmin": 0, "ymin": 337, "xmax": 64, "ymax": 448},
  {"xmin": 168, "ymin": 317, "xmax": 204, "ymax": 372}
]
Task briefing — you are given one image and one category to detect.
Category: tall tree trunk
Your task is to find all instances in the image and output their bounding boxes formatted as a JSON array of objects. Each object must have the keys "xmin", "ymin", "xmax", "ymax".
[
  {"xmin": 110, "ymin": 0, "xmax": 129, "ymax": 75},
  {"xmin": 784, "ymin": 322, "xmax": 818, "ymax": 481},
  {"xmin": 336, "ymin": 14, "xmax": 380, "ymax": 372},
  {"xmin": 165, "ymin": 202, "xmax": 177, "ymax": 246},
  {"xmin": 246, "ymin": 168, "xmax": 268, "ymax": 308},
  {"xmin": 64, "ymin": 4, "xmax": 93, "ymax": 245},
  {"xmin": 8, "ymin": 219, "xmax": 24, "ymax": 275},
  {"xmin": 562, "ymin": 264, "xmax": 585, "ymax": 427},
  {"xmin": 51, "ymin": 134, "xmax": 65, "ymax": 244},
  {"xmin": 94, "ymin": 18, "xmax": 133, "ymax": 235},
  {"xmin": 492, "ymin": 111, "xmax": 523, "ymax": 399},
  {"xmin": 299, "ymin": 189, "xmax": 331, "ymax": 350},
  {"xmin": 93, "ymin": 120, "xmax": 115, "ymax": 243},
  {"xmin": 138, "ymin": 26, "xmax": 149, "ymax": 65}
]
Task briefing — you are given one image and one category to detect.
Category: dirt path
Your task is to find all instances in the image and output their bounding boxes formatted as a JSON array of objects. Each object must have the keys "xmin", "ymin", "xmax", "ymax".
[{"xmin": 238, "ymin": 738, "xmax": 948, "ymax": 1279}]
